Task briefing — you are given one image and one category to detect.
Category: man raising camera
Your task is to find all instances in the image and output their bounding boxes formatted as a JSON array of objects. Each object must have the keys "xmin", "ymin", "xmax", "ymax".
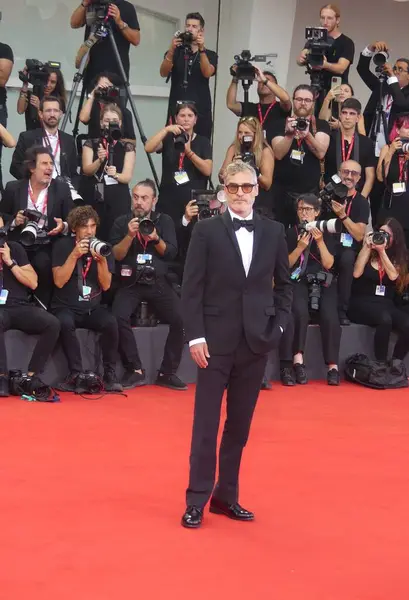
[
  {"xmin": 111, "ymin": 179, "xmax": 187, "ymax": 391},
  {"xmin": 71, "ymin": 0, "xmax": 140, "ymax": 92},
  {"xmin": 52, "ymin": 205, "xmax": 122, "ymax": 393},
  {"xmin": 271, "ymin": 84, "xmax": 330, "ymax": 226},
  {"xmin": 160, "ymin": 12, "xmax": 218, "ymax": 139}
]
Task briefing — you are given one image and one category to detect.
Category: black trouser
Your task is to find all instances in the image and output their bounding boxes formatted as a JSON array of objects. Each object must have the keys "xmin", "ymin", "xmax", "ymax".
[
  {"xmin": 348, "ymin": 298, "xmax": 409, "ymax": 361},
  {"xmin": 281, "ymin": 279, "xmax": 341, "ymax": 364},
  {"xmin": 335, "ymin": 247, "xmax": 357, "ymax": 313},
  {"xmin": 27, "ymin": 246, "xmax": 54, "ymax": 307},
  {"xmin": 0, "ymin": 305, "xmax": 60, "ymax": 374},
  {"xmin": 53, "ymin": 306, "xmax": 119, "ymax": 372},
  {"xmin": 186, "ymin": 334, "xmax": 267, "ymax": 508},
  {"xmin": 0, "ymin": 103, "xmax": 7, "ymax": 192},
  {"xmin": 112, "ymin": 279, "xmax": 184, "ymax": 374}
]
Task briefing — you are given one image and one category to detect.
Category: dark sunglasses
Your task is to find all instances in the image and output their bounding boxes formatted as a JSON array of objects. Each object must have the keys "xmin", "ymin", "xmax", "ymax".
[{"xmin": 225, "ymin": 183, "xmax": 256, "ymax": 193}]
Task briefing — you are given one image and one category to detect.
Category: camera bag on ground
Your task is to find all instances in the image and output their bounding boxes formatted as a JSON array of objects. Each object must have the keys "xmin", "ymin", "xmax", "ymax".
[
  {"xmin": 344, "ymin": 354, "xmax": 408, "ymax": 389},
  {"xmin": 75, "ymin": 371, "xmax": 104, "ymax": 395},
  {"xmin": 9, "ymin": 370, "xmax": 60, "ymax": 402}
]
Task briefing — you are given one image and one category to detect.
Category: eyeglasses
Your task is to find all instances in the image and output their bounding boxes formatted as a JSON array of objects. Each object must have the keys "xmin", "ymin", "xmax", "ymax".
[
  {"xmin": 176, "ymin": 100, "xmax": 197, "ymax": 106},
  {"xmin": 393, "ymin": 66, "xmax": 409, "ymax": 74},
  {"xmin": 293, "ymin": 97, "xmax": 314, "ymax": 104},
  {"xmin": 225, "ymin": 183, "xmax": 256, "ymax": 194},
  {"xmin": 297, "ymin": 206, "xmax": 315, "ymax": 213},
  {"xmin": 341, "ymin": 168, "xmax": 360, "ymax": 177}
]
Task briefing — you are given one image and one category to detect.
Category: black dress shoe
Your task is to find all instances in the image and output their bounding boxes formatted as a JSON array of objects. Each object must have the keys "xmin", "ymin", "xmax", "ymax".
[
  {"xmin": 181, "ymin": 506, "xmax": 203, "ymax": 528},
  {"xmin": 327, "ymin": 368, "xmax": 340, "ymax": 386},
  {"xmin": 339, "ymin": 311, "xmax": 351, "ymax": 326},
  {"xmin": 260, "ymin": 376, "xmax": 272, "ymax": 390},
  {"xmin": 156, "ymin": 373, "xmax": 188, "ymax": 391},
  {"xmin": 0, "ymin": 374, "xmax": 9, "ymax": 397},
  {"xmin": 294, "ymin": 363, "xmax": 308, "ymax": 384},
  {"xmin": 209, "ymin": 498, "xmax": 254, "ymax": 521},
  {"xmin": 280, "ymin": 367, "xmax": 295, "ymax": 386}
]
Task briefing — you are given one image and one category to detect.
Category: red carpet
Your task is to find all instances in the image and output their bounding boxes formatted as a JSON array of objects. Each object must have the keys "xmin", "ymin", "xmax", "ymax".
[{"xmin": 1, "ymin": 382, "xmax": 409, "ymax": 599}]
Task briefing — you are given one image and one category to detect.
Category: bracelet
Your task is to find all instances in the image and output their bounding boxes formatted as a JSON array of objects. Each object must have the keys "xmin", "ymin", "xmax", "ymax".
[
  {"xmin": 340, "ymin": 215, "xmax": 348, "ymax": 222},
  {"xmin": 232, "ymin": 77, "xmax": 239, "ymax": 84},
  {"xmin": 199, "ymin": 48, "xmax": 206, "ymax": 54},
  {"xmin": 152, "ymin": 236, "xmax": 161, "ymax": 245},
  {"xmin": 165, "ymin": 54, "xmax": 173, "ymax": 63},
  {"xmin": 119, "ymin": 21, "xmax": 129, "ymax": 31},
  {"xmin": 262, "ymin": 79, "xmax": 268, "ymax": 85},
  {"xmin": 187, "ymin": 151, "xmax": 194, "ymax": 159}
]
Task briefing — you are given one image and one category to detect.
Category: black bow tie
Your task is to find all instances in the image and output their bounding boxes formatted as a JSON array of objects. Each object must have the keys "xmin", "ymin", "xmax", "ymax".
[{"xmin": 232, "ymin": 218, "xmax": 255, "ymax": 232}]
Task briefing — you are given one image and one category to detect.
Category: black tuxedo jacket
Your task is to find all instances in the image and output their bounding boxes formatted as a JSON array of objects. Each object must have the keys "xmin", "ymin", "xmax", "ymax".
[
  {"xmin": 10, "ymin": 128, "xmax": 78, "ymax": 182},
  {"xmin": 0, "ymin": 179, "xmax": 74, "ymax": 242},
  {"xmin": 181, "ymin": 210, "xmax": 292, "ymax": 355},
  {"xmin": 357, "ymin": 53, "xmax": 409, "ymax": 136}
]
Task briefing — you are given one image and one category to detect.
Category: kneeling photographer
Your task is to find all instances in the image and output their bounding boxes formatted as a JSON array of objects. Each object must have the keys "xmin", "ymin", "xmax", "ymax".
[
  {"xmin": 0, "ymin": 218, "xmax": 60, "ymax": 397},
  {"xmin": 111, "ymin": 179, "xmax": 187, "ymax": 391},
  {"xmin": 51, "ymin": 205, "xmax": 122, "ymax": 394},
  {"xmin": 219, "ymin": 116, "xmax": 274, "ymax": 216},
  {"xmin": 0, "ymin": 146, "xmax": 73, "ymax": 307},
  {"xmin": 280, "ymin": 194, "xmax": 341, "ymax": 386},
  {"xmin": 349, "ymin": 218, "xmax": 409, "ymax": 362}
]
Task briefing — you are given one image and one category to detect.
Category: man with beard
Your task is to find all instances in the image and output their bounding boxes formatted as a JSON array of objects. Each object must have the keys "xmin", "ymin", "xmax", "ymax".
[
  {"xmin": 110, "ymin": 179, "xmax": 187, "ymax": 391},
  {"xmin": 271, "ymin": 84, "xmax": 330, "ymax": 226}
]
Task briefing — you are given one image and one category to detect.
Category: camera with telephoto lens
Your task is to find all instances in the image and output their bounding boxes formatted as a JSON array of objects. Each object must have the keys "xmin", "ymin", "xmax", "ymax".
[
  {"xmin": 101, "ymin": 121, "xmax": 122, "ymax": 143},
  {"xmin": 175, "ymin": 30, "xmax": 194, "ymax": 46},
  {"xmin": 319, "ymin": 174, "xmax": 348, "ymax": 211},
  {"xmin": 231, "ymin": 49, "xmax": 268, "ymax": 82},
  {"xmin": 174, "ymin": 131, "xmax": 189, "ymax": 151},
  {"xmin": 371, "ymin": 230, "xmax": 391, "ymax": 246},
  {"xmin": 18, "ymin": 59, "xmax": 61, "ymax": 89},
  {"xmin": 306, "ymin": 271, "xmax": 334, "ymax": 311},
  {"xmin": 94, "ymin": 85, "xmax": 121, "ymax": 102},
  {"xmin": 76, "ymin": 370, "xmax": 104, "ymax": 395},
  {"xmin": 294, "ymin": 117, "xmax": 309, "ymax": 132},
  {"xmin": 20, "ymin": 209, "xmax": 49, "ymax": 247},
  {"xmin": 138, "ymin": 217, "xmax": 157, "ymax": 236},
  {"xmin": 191, "ymin": 189, "xmax": 223, "ymax": 221},
  {"xmin": 88, "ymin": 237, "xmax": 111, "ymax": 257},
  {"xmin": 135, "ymin": 253, "xmax": 156, "ymax": 285},
  {"xmin": 240, "ymin": 135, "xmax": 256, "ymax": 168},
  {"xmin": 397, "ymin": 138, "xmax": 409, "ymax": 154},
  {"xmin": 373, "ymin": 50, "xmax": 389, "ymax": 76},
  {"xmin": 305, "ymin": 218, "xmax": 342, "ymax": 235}
]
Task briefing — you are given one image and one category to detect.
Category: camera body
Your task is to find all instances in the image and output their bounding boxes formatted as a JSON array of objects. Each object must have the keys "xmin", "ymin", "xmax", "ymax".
[
  {"xmin": 306, "ymin": 270, "xmax": 333, "ymax": 311},
  {"xmin": 240, "ymin": 135, "xmax": 256, "ymax": 168},
  {"xmin": 76, "ymin": 370, "xmax": 104, "ymax": 394},
  {"xmin": 175, "ymin": 30, "xmax": 194, "ymax": 46},
  {"xmin": 319, "ymin": 174, "xmax": 348, "ymax": 212},
  {"xmin": 294, "ymin": 117, "xmax": 309, "ymax": 132},
  {"xmin": 18, "ymin": 59, "xmax": 61, "ymax": 89},
  {"xmin": 101, "ymin": 121, "xmax": 122, "ymax": 144},
  {"xmin": 231, "ymin": 49, "xmax": 268, "ymax": 82},
  {"xmin": 94, "ymin": 85, "xmax": 121, "ymax": 102},
  {"xmin": 135, "ymin": 254, "xmax": 156, "ymax": 285},
  {"xmin": 87, "ymin": 0, "xmax": 110, "ymax": 22},
  {"xmin": 0, "ymin": 226, "xmax": 9, "ymax": 248},
  {"xmin": 20, "ymin": 208, "xmax": 49, "ymax": 247},
  {"xmin": 9, "ymin": 370, "xmax": 54, "ymax": 401},
  {"xmin": 191, "ymin": 190, "xmax": 223, "ymax": 221},
  {"xmin": 304, "ymin": 27, "xmax": 332, "ymax": 69},
  {"xmin": 305, "ymin": 219, "xmax": 342, "ymax": 235},
  {"xmin": 371, "ymin": 230, "xmax": 391, "ymax": 246},
  {"xmin": 174, "ymin": 131, "xmax": 190, "ymax": 152}
]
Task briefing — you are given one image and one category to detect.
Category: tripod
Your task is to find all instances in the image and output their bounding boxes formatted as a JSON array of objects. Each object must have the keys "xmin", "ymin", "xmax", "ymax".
[
  {"xmin": 61, "ymin": 50, "xmax": 89, "ymax": 136},
  {"xmin": 240, "ymin": 78, "xmax": 255, "ymax": 114},
  {"xmin": 369, "ymin": 75, "xmax": 389, "ymax": 145}
]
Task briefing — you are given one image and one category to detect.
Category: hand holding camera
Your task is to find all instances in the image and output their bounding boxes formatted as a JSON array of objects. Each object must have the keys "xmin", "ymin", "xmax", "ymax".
[
  {"xmin": 107, "ymin": 3, "xmax": 121, "ymax": 25},
  {"xmin": 15, "ymin": 210, "xmax": 27, "ymax": 227},
  {"xmin": 297, "ymin": 232, "xmax": 311, "ymax": 250},
  {"xmin": 184, "ymin": 200, "xmax": 199, "ymax": 223},
  {"xmin": 127, "ymin": 217, "xmax": 140, "ymax": 238},
  {"xmin": 369, "ymin": 41, "xmax": 389, "ymax": 54},
  {"xmin": 196, "ymin": 31, "xmax": 205, "ymax": 51},
  {"xmin": 166, "ymin": 124, "xmax": 185, "ymax": 136},
  {"xmin": 30, "ymin": 95, "xmax": 40, "ymax": 109},
  {"xmin": 390, "ymin": 137, "xmax": 403, "ymax": 155},
  {"xmin": 73, "ymin": 238, "xmax": 90, "ymax": 259},
  {"xmin": 310, "ymin": 227, "xmax": 323, "ymax": 243},
  {"xmin": 331, "ymin": 200, "xmax": 347, "ymax": 219},
  {"xmin": 0, "ymin": 243, "xmax": 12, "ymax": 267}
]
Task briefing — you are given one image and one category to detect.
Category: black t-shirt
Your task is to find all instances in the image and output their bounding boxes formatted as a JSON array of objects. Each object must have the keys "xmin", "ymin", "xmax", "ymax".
[
  {"xmin": 83, "ymin": 0, "xmax": 140, "ymax": 88},
  {"xmin": 167, "ymin": 46, "xmax": 218, "ymax": 116},
  {"xmin": 324, "ymin": 132, "xmax": 376, "ymax": 192},
  {"xmin": 286, "ymin": 225, "xmax": 336, "ymax": 276},
  {"xmin": 351, "ymin": 262, "xmax": 395, "ymax": 301},
  {"xmin": 0, "ymin": 43, "xmax": 14, "ymax": 104},
  {"xmin": 332, "ymin": 192, "xmax": 369, "ymax": 252},
  {"xmin": 240, "ymin": 101, "xmax": 291, "ymax": 144},
  {"xmin": 0, "ymin": 242, "xmax": 31, "ymax": 306},
  {"xmin": 271, "ymin": 118, "xmax": 331, "ymax": 193},
  {"xmin": 51, "ymin": 236, "xmax": 115, "ymax": 314},
  {"xmin": 322, "ymin": 34, "xmax": 355, "ymax": 91},
  {"xmin": 88, "ymin": 99, "xmax": 135, "ymax": 139}
]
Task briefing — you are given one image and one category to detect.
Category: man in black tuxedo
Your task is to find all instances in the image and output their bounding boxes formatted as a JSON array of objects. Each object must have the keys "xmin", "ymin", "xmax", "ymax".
[
  {"xmin": 180, "ymin": 161, "xmax": 292, "ymax": 528},
  {"xmin": 0, "ymin": 146, "xmax": 73, "ymax": 306},
  {"xmin": 10, "ymin": 96, "xmax": 78, "ymax": 186}
]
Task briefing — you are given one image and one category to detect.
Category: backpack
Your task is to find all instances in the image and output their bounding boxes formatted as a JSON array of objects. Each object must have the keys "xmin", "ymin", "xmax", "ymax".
[{"xmin": 344, "ymin": 354, "xmax": 409, "ymax": 389}]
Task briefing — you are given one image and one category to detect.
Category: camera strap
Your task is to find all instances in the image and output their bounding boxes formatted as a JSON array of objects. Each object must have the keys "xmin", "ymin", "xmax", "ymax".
[
  {"xmin": 136, "ymin": 231, "xmax": 148, "ymax": 252},
  {"xmin": 42, "ymin": 130, "xmax": 61, "ymax": 177},
  {"xmin": 398, "ymin": 155, "xmax": 409, "ymax": 183},
  {"xmin": 309, "ymin": 116, "xmax": 326, "ymax": 189},
  {"xmin": 257, "ymin": 102, "xmax": 276, "ymax": 127},
  {"xmin": 335, "ymin": 130, "xmax": 360, "ymax": 171},
  {"xmin": 28, "ymin": 183, "xmax": 49, "ymax": 217}
]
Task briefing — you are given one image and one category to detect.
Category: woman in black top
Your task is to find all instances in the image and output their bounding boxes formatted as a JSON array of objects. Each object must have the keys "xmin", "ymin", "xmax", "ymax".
[
  {"xmin": 280, "ymin": 194, "xmax": 342, "ymax": 386},
  {"xmin": 80, "ymin": 104, "xmax": 136, "ymax": 241},
  {"xmin": 348, "ymin": 218, "xmax": 409, "ymax": 361},
  {"xmin": 17, "ymin": 65, "xmax": 67, "ymax": 131},
  {"xmin": 145, "ymin": 102, "xmax": 212, "ymax": 223}
]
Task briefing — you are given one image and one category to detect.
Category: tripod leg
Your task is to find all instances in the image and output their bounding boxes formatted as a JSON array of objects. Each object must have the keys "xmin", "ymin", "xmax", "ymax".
[{"xmin": 60, "ymin": 51, "xmax": 90, "ymax": 133}]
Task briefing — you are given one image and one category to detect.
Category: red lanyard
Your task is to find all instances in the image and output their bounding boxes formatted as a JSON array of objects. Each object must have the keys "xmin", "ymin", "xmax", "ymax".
[
  {"xmin": 82, "ymin": 256, "xmax": 92, "ymax": 284},
  {"xmin": 178, "ymin": 152, "xmax": 186, "ymax": 172},
  {"xmin": 29, "ymin": 184, "xmax": 48, "ymax": 213},
  {"xmin": 257, "ymin": 102, "xmax": 275, "ymax": 127},
  {"xmin": 341, "ymin": 133, "xmax": 354, "ymax": 162},
  {"xmin": 345, "ymin": 191, "xmax": 357, "ymax": 217},
  {"xmin": 378, "ymin": 263, "xmax": 385, "ymax": 287},
  {"xmin": 398, "ymin": 155, "xmax": 409, "ymax": 183},
  {"xmin": 136, "ymin": 231, "xmax": 148, "ymax": 252}
]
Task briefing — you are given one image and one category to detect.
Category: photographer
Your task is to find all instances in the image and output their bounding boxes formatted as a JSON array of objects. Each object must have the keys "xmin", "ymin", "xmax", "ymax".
[
  {"xmin": 0, "ymin": 38, "xmax": 13, "ymax": 192},
  {"xmin": 219, "ymin": 116, "xmax": 274, "ymax": 215},
  {"xmin": 70, "ymin": 0, "xmax": 140, "ymax": 92},
  {"xmin": 319, "ymin": 83, "xmax": 366, "ymax": 134},
  {"xmin": 376, "ymin": 114, "xmax": 409, "ymax": 247},
  {"xmin": 324, "ymin": 98, "xmax": 376, "ymax": 198},
  {"xmin": 296, "ymin": 4, "xmax": 354, "ymax": 110},
  {"xmin": 145, "ymin": 102, "xmax": 212, "ymax": 223},
  {"xmin": 226, "ymin": 66, "xmax": 291, "ymax": 142},
  {"xmin": 0, "ymin": 217, "xmax": 60, "ymax": 397},
  {"xmin": 10, "ymin": 96, "xmax": 78, "ymax": 185},
  {"xmin": 280, "ymin": 194, "xmax": 341, "ymax": 386},
  {"xmin": 111, "ymin": 179, "xmax": 187, "ymax": 391},
  {"xmin": 349, "ymin": 218, "xmax": 409, "ymax": 362},
  {"xmin": 51, "ymin": 205, "xmax": 122, "ymax": 393},
  {"xmin": 79, "ymin": 71, "xmax": 135, "ymax": 140},
  {"xmin": 17, "ymin": 65, "xmax": 67, "ymax": 131},
  {"xmin": 271, "ymin": 84, "xmax": 330, "ymax": 226},
  {"xmin": 160, "ymin": 12, "xmax": 218, "ymax": 139},
  {"xmin": 80, "ymin": 103, "xmax": 136, "ymax": 240}
]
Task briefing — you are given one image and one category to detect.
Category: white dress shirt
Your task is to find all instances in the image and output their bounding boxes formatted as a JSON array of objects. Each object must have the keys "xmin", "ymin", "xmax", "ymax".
[
  {"xmin": 43, "ymin": 129, "xmax": 61, "ymax": 178},
  {"xmin": 27, "ymin": 183, "xmax": 50, "ymax": 214}
]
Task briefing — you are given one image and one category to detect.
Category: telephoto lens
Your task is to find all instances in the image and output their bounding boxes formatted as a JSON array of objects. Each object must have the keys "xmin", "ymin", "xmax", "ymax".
[
  {"xmin": 89, "ymin": 237, "xmax": 111, "ymax": 257},
  {"xmin": 138, "ymin": 218, "xmax": 155, "ymax": 236}
]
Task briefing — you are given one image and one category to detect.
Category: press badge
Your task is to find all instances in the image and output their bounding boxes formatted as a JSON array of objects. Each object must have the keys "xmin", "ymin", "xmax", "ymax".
[
  {"xmin": 0, "ymin": 289, "xmax": 9, "ymax": 305},
  {"xmin": 290, "ymin": 149, "xmax": 304, "ymax": 164},
  {"xmin": 137, "ymin": 253, "xmax": 152, "ymax": 264},
  {"xmin": 104, "ymin": 174, "xmax": 119, "ymax": 186},
  {"xmin": 174, "ymin": 170, "xmax": 189, "ymax": 185},
  {"xmin": 341, "ymin": 233, "xmax": 353, "ymax": 247},
  {"xmin": 376, "ymin": 285, "xmax": 386, "ymax": 297},
  {"xmin": 393, "ymin": 182, "xmax": 406, "ymax": 194},
  {"xmin": 79, "ymin": 285, "xmax": 92, "ymax": 301},
  {"xmin": 291, "ymin": 266, "xmax": 301, "ymax": 280},
  {"xmin": 121, "ymin": 265, "xmax": 132, "ymax": 277}
]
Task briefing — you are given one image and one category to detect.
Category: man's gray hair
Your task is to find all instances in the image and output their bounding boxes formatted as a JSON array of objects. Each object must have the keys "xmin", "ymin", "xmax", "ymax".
[{"xmin": 224, "ymin": 160, "xmax": 258, "ymax": 184}]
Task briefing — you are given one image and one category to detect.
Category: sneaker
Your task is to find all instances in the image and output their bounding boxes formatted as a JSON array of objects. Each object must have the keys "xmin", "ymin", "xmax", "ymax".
[
  {"xmin": 155, "ymin": 373, "xmax": 188, "ymax": 391},
  {"xmin": 280, "ymin": 367, "xmax": 296, "ymax": 386},
  {"xmin": 103, "ymin": 368, "xmax": 123, "ymax": 392},
  {"xmin": 122, "ymin": 369, "xmax": 147, "ymax": 390},
  {"xmin": 0, "ymin": 374, "xmax": 9, "ymax": 397},
  {"xmin": 327, "ymin": 368, "xmax": 340, "ymax": 386},
  {"xmin": 339, "ymin": 311, "xmax": 351, "ymax": 326},
  {"xmin": 294, "ymin": 363, "xmax": 308, "ymax": 385},
  {"xmin": 56, "ymin": 372, "xmax": 80, "ymax": 392},
  {"xmin": 260, "ymin": 376, "xmax": 272, "ymax": 390}
]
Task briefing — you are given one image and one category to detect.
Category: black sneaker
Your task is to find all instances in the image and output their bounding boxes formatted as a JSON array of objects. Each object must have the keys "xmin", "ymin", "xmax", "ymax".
[
  {"xmin": 103, "ymin": 368, "xmax": 123, "ymax": 392},
  {"xmin": 327, "ymin": 368, "xmax": 340, "ymax": 386},
  {"xmin": 294, "ymin": 363, "xmax": 308, "ymax": 384},
  {"xmin": 122, "ymin": 369, "xmax": 146, "ymax": 390},
  {"xmin": 0, "ymin": 374, "xmax": 9, "ymax": 397},
  {"xmin": 56, "ymin": 372, "xmax": 80, "ymax": 392},
  {"xmin": 260, "ymin": 376, "xmax": 272, "ymax": 390},
  {"xmin": 280, "ymin": 367, "xmax": 296, "ymax": 386},
  {"xmin": 155, "ymin": 373, "xmax": 188, "ymax": 391},
  {"xmin": 339, "ymin": 311, "xmax": 351, "ymax": 326}
]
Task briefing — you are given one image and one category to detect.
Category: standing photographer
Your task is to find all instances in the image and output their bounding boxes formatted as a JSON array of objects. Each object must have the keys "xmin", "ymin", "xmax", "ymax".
[
  {"xmin": 17, "ymin": 65, "xmax": 67, "ymax": 131},
  {"xmin": 80, "ymin": 103, "xmax": 136, "ymax": 240},
  {"xmin": 160, "ymin": 13, "xmax": 218, "ymax": 139},
  {"xmin": 0, "ymin": 38, "xmax": 13, "ymax": 192},
  {"xmin": 70, "ymin": 0, "xmax": 140, "ymax": 92},
  {"xmin": 280, "ymin": 194, "xmax": 341, "ymax": 386},
  {"xmin": 145, "ymin": 102, "xmax": 212, "ymax": 223},
  {"xmin": 271, "ymin": 84, "xmax": 330, "ymax": 226},
  {"xmin": 111, "ymin": 179, "xmax": 187, "ymax": 391},
  {"xmin": 319, "ymin": 83, "xmax": 365, "ymax": 134},
  {"xmin": 52, "ymin": 205, "xmax": 122, "ymax": 393}
]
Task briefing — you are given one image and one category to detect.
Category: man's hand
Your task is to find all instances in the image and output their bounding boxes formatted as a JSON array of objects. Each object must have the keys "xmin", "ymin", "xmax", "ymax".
[
  {"xmin": 15, "ymin": 211, "xmax": 27, "ymax": 227},
  {"xmin": 106, "ymin": 165, "xmax": 117, "ymax": 179},
  {"xmin": 184, "ymin": 200, "xmax": 199, "ymax": 223},
  {"xmin": 331, "ymin": 200, "xmax": 347, "ymax": 219},
  {"xmin": 329, "ymin": 117, "xmax": 340, "ymax": 130},
  {"xmin": 94, "ymin": 77, "xmax": 111, "ymax": 93},
  {"xmin": 298, "ymin": 49, "xmax": 309, "ymax": 65},
  {"xmin": 390, "ymin": 137, "xmax": 402, "ymax": 155},
  {"xmin": 166, "ymin": 124, "xmax": 185, "ymax": 135},
  {"xmin": 141, "ymin": 227, "xmax": 159, "ymax": 243},
  {"xmin": 90, "ymin": 248, "xmax": 106, "ymax": 263},
  {"xmin": 108, "ymin": 3, "xmax": 121, "ymax": 24},
  {"xmin": 253, "ymin": 65, "xmax": 265, "ymax": 83},
  {"xmin": 196, "ymin": 31, "xmax": 205, "ymax": 51},
  {"xmin": 97, "ymin": 144, "xmax": 108, "ymax": 162},
  {"xmin": 285, "ymin": 117, "xmax": 297, "ymax": 136},
  {"xmin": 190, "ymin": 342, "xmax": 210, "ymax": 368},
  {"xmin": 48, "ymin": 217, "xmax": 65, "ymax": 236},
  {"xmin": 310, "ymin": 227, "xmax": 323, "ymax": 243},
  {"xmin": 127, "ymin": 217, "xmax": 140, "ymax": 238},
  {"xmin": 369, "ymin": 41, "xmax": 389, "ymax": 53},
  {"xmin": 30, "ymin": 95, "xmax": 40, "ymax": 109},
  {"xmin": 72, "ymin": 238, "xmax": 90, "ymax": 259},
  {"xmin": 297, "ymin": 232, "xmax": 311, "ymax": 250},
  {"xmin": 0, "ymin": 243, "xmax": 12, "ymax": 266},
  {"xmin": 170, "ymin": 36, "xmax": 182, "ymax": 51},
  {"xmin": 383, "ymin": 62, "xmax": 394, "ymax": 77}
]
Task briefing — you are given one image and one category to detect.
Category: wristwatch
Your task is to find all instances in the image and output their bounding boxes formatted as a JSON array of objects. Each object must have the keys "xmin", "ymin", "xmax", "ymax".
[
  {"xmin": 199, "ymin": 48, "xmax": 206, "ymax": 53},
  {"xmin": 8, "ymin": 260, "xmax": 17, "ymax": 269},
  {"xmin": 152, "ymin": 236, "xmax": 161, "ymax": 245}
]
